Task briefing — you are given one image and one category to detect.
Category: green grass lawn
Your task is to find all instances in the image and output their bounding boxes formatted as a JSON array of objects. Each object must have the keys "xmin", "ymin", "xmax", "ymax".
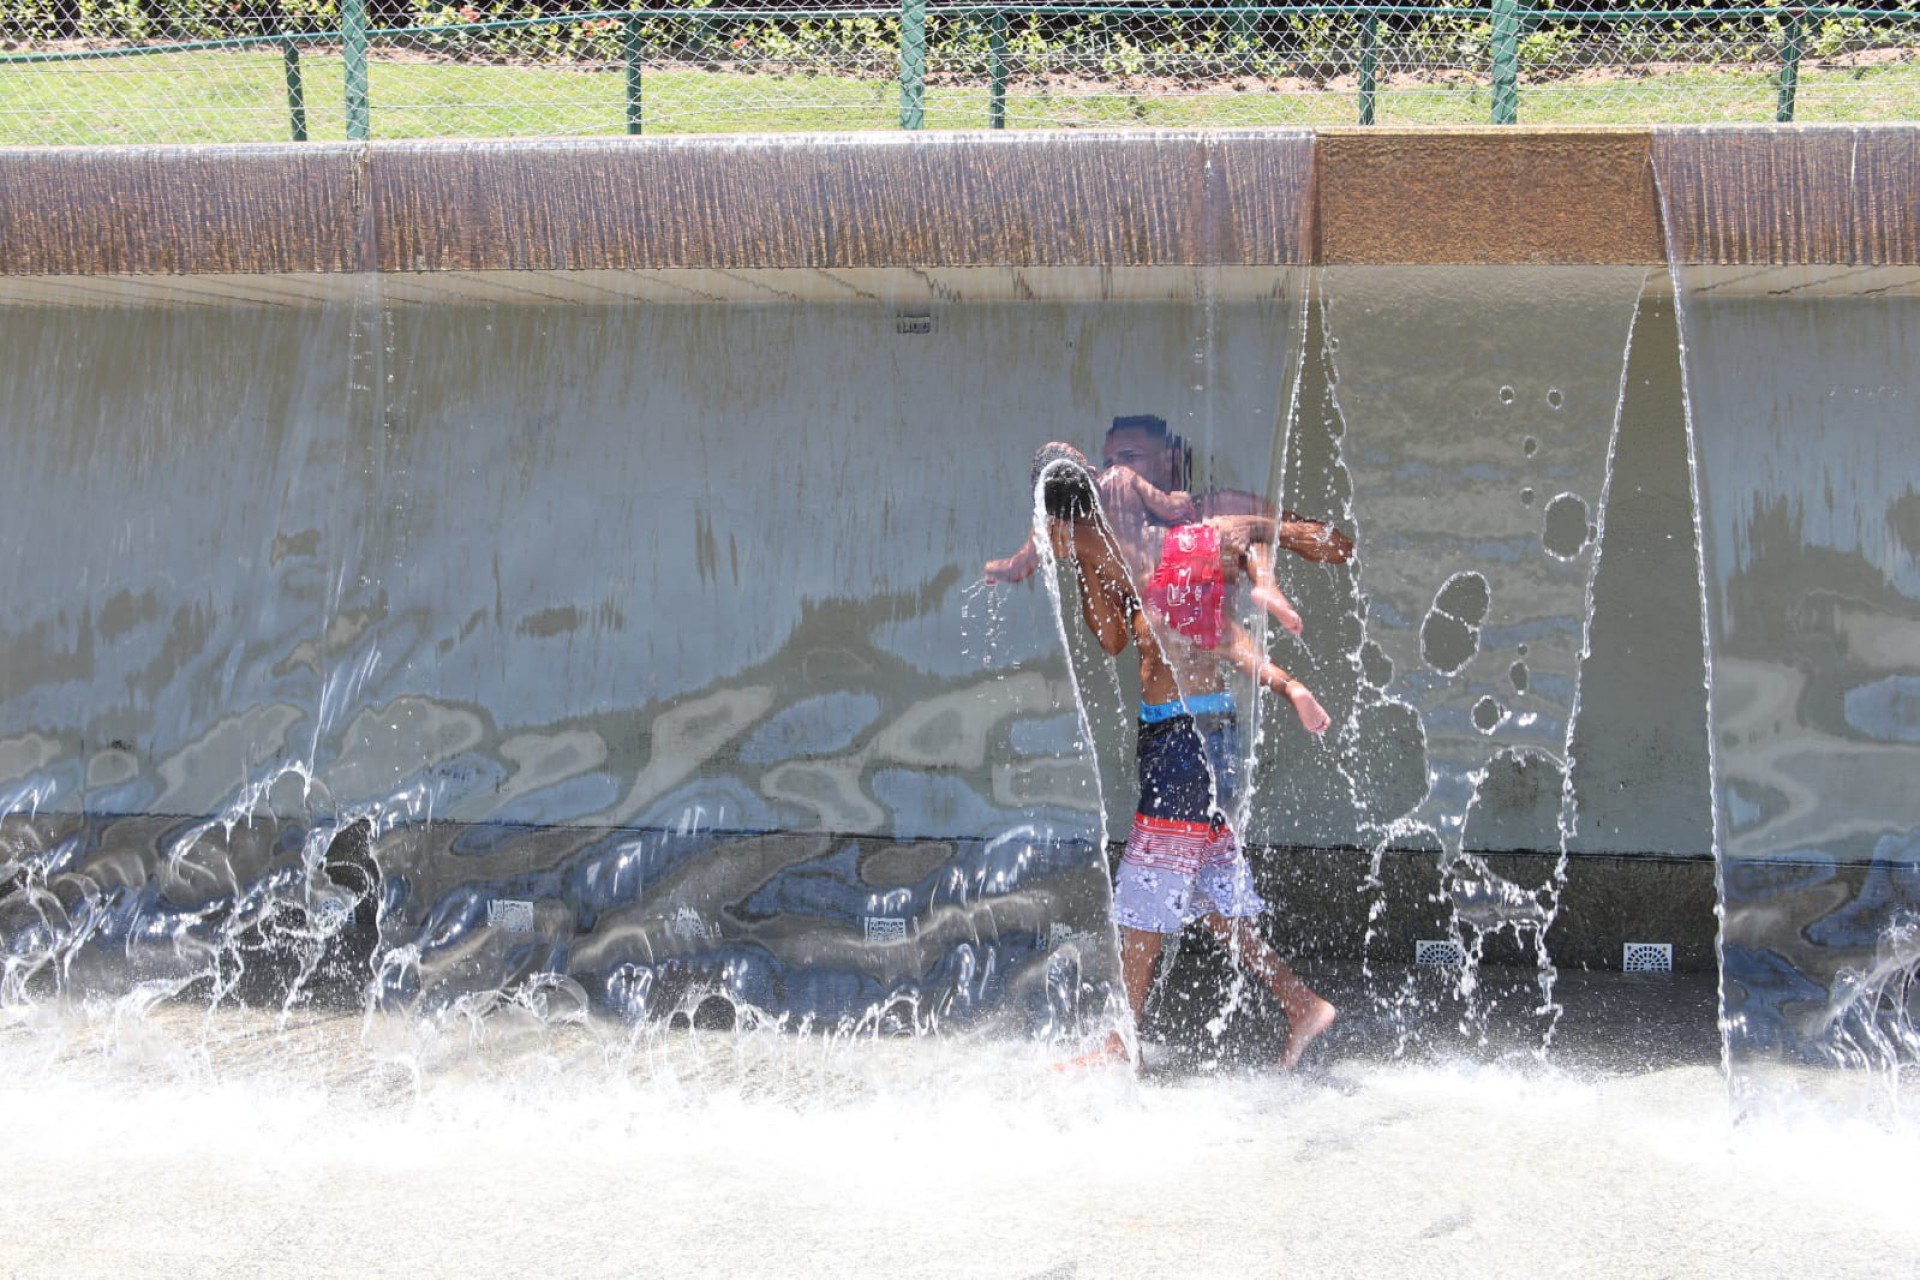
[{"xmin": 0, "ymin": 47, "xmax": 1914, "ymax": 145}]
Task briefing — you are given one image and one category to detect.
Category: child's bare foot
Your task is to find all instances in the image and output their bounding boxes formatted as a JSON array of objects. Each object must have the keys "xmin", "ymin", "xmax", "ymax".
[
  {"xmin": 1251, "ymin": 584, "xmax": 1304, "ymax": 635},
  {"xmin": 1287, "ymin": 684, "xmax": 1331, "ymax": 734},
  {"xmin": 1054, "ymin": 1032, "xmax": 1133, "ymax": 1074},
  {"xmin": 1279, "ymin": 999, "xmax": 1338, "ymax": 1070}
]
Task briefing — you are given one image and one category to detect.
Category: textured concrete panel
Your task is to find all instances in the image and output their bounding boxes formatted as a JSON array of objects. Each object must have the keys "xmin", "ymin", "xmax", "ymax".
[
  {"xmin": 0, "ymin": 144, "xmax": 368, "ymax": 276},
  {"xmin": 368, "ymin": 133, "xmax": 1314, "ymax": 272},
  {"xmin": 1315, "ymin": 127, "xmax": 1663, "ymax": 265}
]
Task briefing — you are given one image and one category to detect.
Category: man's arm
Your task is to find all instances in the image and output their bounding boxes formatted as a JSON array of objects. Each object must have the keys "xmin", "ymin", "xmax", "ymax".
[
  {"xmin": 1197, "ymin": 489, "xmax": 1353, "ymax": 564},
  {"xmin": 1276, "ymin": 515, "xmax": 1353, "ymax": 565},
  {"xmin": 985, "ymin": 533, "xmax": 1040, "ymax": 584},
  {"xmin": 1099, "ymin": 466, "xmax": 1199, "ymax": 527}
]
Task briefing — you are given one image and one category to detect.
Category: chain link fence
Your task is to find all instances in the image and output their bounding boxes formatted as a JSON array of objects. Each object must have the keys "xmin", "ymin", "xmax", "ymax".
[{"xmin": 2, "ymin": 3, "xmax": 1916, "ymax": 143}]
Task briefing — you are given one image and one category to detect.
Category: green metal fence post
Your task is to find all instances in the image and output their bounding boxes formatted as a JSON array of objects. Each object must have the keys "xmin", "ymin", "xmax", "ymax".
[
  {"xmin": 899, "ymin": 0, "xmax": 927, "ymax": 129},
  {"xmin": 988, "ymin": 9, "xmax": 1008, "ymax": 129},
  {"xmin": 342, "ymin": 0, "xmax": 370, "ymax": 140},
  {"xmin": 1358, "ymin": 9, "xmax": 1378, "ymax": 125},
  {"xmin": 1489, "ymin": 0, "xmax": 1520, "ymax": 125},
  {"xmin": 1230, "ymin": 4, "xmax": 1257, "ymax": 54},
  {"xmin": 281, "ymin": 38, "xmax": 308, "ymax": 141},
  {"xmin": 623, "ymin": 12, "xmax": 644, "ymax": 135},
  {"xmin": 1776, "ymin": 8, "xmax": 1806, "ymax": 123}
]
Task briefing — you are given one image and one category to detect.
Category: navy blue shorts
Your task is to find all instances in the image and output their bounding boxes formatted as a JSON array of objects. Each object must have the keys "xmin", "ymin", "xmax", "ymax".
[{"xmin": 1136, "ymin": 711, "xmax": 1241, "ymax": 826}]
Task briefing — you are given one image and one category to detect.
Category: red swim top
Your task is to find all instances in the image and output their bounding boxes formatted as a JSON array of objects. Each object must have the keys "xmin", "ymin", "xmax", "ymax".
[{"xmin": 1144, "ymin": 524, "xmax": 1225, "ymax": 649}]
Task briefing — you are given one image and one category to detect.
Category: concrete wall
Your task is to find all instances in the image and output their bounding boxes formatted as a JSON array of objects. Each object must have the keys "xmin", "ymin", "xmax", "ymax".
[{"xmin": 0, "ymin": 128, "xmax": 1913, "ymax": 1009}]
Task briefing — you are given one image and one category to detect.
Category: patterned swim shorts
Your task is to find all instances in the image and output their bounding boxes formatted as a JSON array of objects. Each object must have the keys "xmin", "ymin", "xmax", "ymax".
[{"xmin": 1112, "ymin": 813, "xmax": 1265, "ymax": 935}]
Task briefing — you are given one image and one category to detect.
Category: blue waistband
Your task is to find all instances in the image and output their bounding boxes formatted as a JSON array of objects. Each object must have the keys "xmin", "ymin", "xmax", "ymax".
[{"xmin": 1139, "ymin": 691, "xmax": 1236, "ymax": 724}]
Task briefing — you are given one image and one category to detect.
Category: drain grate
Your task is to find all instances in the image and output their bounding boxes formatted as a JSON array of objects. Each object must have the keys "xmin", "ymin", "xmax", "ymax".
[
  {"xmin": 486, "ymin": 899, "xmax": 534, "ymax": 933},
  {"xmin": 864, "ymin": 916, "xmax": 908, "ymax": 943},
  {"xmin": 1623, "ymin": 942, "xmax": 1673, "ymax": 973},
  {"xmin": 1415, "ymin": 939, "xmax": 1466, "ymax": 967}
]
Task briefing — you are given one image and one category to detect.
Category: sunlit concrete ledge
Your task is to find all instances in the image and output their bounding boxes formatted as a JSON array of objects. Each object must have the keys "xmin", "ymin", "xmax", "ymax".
[{"xmin": 1, "ymin": 127, "xmax": 1914, "ymax": 281}]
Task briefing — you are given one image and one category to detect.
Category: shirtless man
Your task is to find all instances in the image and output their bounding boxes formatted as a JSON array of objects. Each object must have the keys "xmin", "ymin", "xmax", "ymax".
[
  {"xmin": 1016, "ymin": 443, "xmax": 1333, "ymax": 734},
  {"xmin": 1035, "ymin": 449, "xmax": 1339, "ymax": 1071},
  {"xmin": 986, "ymin": 414, "xmax": 1353, "ymax": 639}
]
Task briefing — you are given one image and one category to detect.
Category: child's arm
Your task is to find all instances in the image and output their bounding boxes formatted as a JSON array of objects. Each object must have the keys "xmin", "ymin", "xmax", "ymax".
[{"xmin": 1052, "ymin": 521, "xmax": 1136, "ymax": 657}]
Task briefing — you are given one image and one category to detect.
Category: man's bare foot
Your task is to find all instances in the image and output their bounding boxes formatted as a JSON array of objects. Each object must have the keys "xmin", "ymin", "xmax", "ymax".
[
  {"xmin": 1054, "ymin": 1032, "xmax": 1133, "ymax": 1074},
  {"xmin": 1279, "ymin": 999, "xmax": 1338, "ymax": 1070},
  {"xmin": 1288, "ymin": 684, "xmax": 1331, "ymax": 734},
  {"xmin": 1251, "ymin": 584, "xmax": 1304, "ymax": 635}
]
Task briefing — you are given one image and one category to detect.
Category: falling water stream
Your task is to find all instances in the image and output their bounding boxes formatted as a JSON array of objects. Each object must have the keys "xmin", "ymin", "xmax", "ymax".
[{"xmin": 1, "ymin": 130, "xmax": 1918, "ymax": 1276}]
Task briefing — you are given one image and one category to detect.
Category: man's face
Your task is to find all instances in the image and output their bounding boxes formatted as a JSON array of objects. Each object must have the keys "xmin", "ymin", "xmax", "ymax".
[{"xmin": 1102, "ymin": 427, "xmax": 1174, "ymax": 490}]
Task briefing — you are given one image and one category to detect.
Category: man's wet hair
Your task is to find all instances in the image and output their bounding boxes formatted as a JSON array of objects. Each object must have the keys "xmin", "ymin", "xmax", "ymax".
[
  {"xmin": 1031, "ymin": 442, "xmax": 1099, "ymax": 522},
  {"xmin": 1107, "ymin": 413, "xmax": 1169, "ymax": 440}
]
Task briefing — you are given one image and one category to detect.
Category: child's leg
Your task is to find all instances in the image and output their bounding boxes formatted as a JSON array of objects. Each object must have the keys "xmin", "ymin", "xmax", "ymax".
[
  {"xmin": 1201, "ymin": 913, "xmax": 1338, "ymax": 1070},
  {"xmin": 1202, "ymin": 515, "xmax": 1303, "ymax": 635},
  {"xmin": 1243, "ymin": 541, "xmax": 1303, "ymax": 635},
  {"xmin": 1216, "ymin": 622, "xmax": 1330, "ymax": 734}
]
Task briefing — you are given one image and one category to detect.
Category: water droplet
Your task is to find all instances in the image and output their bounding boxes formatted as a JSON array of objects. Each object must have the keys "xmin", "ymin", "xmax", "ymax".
[
  {"xmin": 1545, "ymin": 388, "xmax": 1564, "ymax": 410},
  {"xmin": 1498, "ymin": 386, "xmax": 1517, "ymax": 405},
  {"xmin": 1517, "ymin": 644, "xmax": 1529, "ymax": 656},
  {"xmin": 1327, "ymin": 336, "xmax": 1341, "ymax": 351},
  {"xmin": 1523, "ymin": 436, "xmax": 1539, "ymax": 457},
  {"xmin": 1520, "ymin": 488, "xmax": 1535, "ymax": 506},
  {"xmin": 1510, "ymin": 661, "xmax": 1529, "ymax": 694}
]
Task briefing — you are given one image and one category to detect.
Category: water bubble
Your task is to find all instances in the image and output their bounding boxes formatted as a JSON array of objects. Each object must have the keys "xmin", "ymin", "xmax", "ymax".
[
  {"xmin": 1472, "ymin": 697, "xmax": 1508, "ymax": 734},
  {"xmin": 1421, "ymin": 611, "xmax": 1478, "ymax": 676},
  {"xmin": 1360, "ymin": 641, "xmax": 1394, "ymax": 689},
  {"xmin": 1517, "ymin": 644, "xmax": 1528, "ymax": 656},
  {"xmin": 1433, "ymin": 571, "xmax": 1491, "ymax": 627},
  {"xmin": 1546, "ymin": 388, "xmax": 1564, "ymax": 410},
  {"xmin": 1520, "ymin": 488, "xmax": 1536, "ymax": 506},
  {"xmin": 1523, "ymin": 437, "xmax": 1539, "ymax": 457},
  {"xmin": 1542, "ymin": 493, "xmax": 1592, "ymax": 560},
  {"xmin": 1498, "ymin": 386, "xmax": 1516, "ymax": 405},
  {"xmin": 1510, "ymin": 661, "xmax": 1529, "ymax": 694}
]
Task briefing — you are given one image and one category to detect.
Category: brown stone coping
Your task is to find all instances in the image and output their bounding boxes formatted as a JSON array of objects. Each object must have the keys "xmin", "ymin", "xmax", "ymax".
[
  {"xmin": 1315, "ymin": 127, "xmax": 1663, "ymax": 265},
  {"xmin": 5, "ymin": 128, "xmax": 1918, "ymax": 277}
]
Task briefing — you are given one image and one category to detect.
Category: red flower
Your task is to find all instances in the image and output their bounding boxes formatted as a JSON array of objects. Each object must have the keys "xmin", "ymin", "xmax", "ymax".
[{"xmin": 457, "ymin": 5, "xmax": 479, "ymax": 20}]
